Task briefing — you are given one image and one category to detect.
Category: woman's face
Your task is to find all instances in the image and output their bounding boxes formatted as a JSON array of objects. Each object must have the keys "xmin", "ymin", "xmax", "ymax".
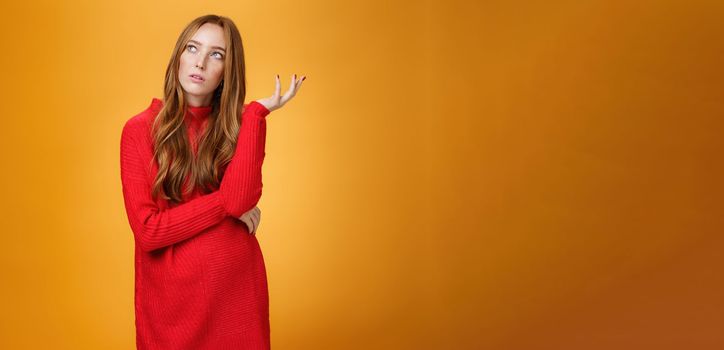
[{"xmin": 178, "ymin": 23, "xmax": 226, "ymax": 107}]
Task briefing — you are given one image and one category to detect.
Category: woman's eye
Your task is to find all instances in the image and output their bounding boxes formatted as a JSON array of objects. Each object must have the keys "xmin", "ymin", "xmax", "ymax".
[{"xmin": 186, "ymin": 44, "xmax": 222, "ymax": 59}]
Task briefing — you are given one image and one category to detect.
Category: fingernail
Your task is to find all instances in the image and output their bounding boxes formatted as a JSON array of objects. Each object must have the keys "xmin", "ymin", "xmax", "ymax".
[
  {"xmin": 302, "ymin": 76, "xmax": 306, "ymax": 81},
  {"xmin": 276, "ymin": 74, "xmax": 279, "ymax": 79}
]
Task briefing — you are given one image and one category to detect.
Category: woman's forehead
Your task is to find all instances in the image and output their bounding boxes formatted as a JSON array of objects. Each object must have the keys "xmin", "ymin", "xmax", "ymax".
[{"xmin": 190, "ymin": 23, "xmax": 226, "ymax": 49}]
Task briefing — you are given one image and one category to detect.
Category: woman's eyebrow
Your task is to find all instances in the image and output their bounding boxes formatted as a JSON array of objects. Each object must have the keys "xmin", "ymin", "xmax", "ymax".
[{"xmin": 188, "ymin": 40, "xmax": 226, "ymax": 52}]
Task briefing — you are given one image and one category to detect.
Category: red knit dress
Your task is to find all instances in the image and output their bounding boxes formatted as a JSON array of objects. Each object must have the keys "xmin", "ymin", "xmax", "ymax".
[{"xmin": 120, "ymin": 97, "xmax": 271, "ymax": 349}]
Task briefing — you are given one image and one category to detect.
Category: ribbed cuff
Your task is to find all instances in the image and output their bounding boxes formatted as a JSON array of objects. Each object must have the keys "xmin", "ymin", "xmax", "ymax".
[{"xmin": 247, "ymin": 101, "xmax": 271, "ymax": 118}]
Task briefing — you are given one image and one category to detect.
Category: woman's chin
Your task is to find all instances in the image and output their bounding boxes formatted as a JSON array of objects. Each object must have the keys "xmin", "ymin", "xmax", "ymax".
[{"xmin": 181, "ymin": 85, "xmax": 211, "ymax": 97}]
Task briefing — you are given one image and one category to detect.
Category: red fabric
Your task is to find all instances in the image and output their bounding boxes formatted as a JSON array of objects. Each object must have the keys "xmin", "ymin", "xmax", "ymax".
[{"xmin": 120, "ymin": 98, "xmax": 271, "ymax": 349}]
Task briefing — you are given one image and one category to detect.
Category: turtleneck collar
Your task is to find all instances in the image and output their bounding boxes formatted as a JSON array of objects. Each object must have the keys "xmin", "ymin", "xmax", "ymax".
[
  {"xmin": 186, "ymin": 103, "xmax": 213, "ymax": 121},
  {"xmin": 150, "ymin": 97, "xmax": 213, "ymax": 122}
]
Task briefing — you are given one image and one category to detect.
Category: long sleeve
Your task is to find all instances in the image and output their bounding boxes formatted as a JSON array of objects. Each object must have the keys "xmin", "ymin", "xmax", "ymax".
[
  {"xmin": 120, "ymin": 125, "xmax": 228, "ymax": 253},
  {"xmin": 218, "ymin": 101, "xmax": 271, "ymax": 218}
]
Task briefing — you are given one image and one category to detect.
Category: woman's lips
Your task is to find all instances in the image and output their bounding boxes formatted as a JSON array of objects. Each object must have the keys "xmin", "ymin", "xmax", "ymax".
[{"xmin": 190, "ymin": 74, "xmax": 205, "ymax": 83}]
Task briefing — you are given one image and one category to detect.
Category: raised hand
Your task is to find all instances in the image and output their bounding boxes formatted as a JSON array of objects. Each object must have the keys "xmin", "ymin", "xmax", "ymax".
[{"xmin": 255, "ymin": 73, "xmax": 306, "ymax": 113}]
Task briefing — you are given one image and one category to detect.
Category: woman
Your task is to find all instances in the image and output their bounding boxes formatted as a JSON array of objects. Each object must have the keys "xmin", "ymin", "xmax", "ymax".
[{"xmin": 120, "ymin": 14, "xmax": 305, "ymax": 349}]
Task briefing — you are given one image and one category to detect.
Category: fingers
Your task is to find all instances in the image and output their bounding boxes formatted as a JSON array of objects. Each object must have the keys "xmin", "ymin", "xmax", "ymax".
[
  {"xmin": 254, "ymin": 207, "xmax": 261, "ymax": 234},
  {"xmin": 250, "ymin": 213, "xmax": 258, "ymax": 234},
  {"xmin": 280, "ymin": 74, "xmax": 295, "ymax": 104},
  {"xmin": 274, "ymin": 74, "xmax": 281, "ymax": 99},
  {"xmin": 295, "ymin": 75, "xmax": 305, "ymax": 91},
  {"xmin": 244, "ymin": 216, "xmax": 255, "ymax": 235},
  {"xmin": 278, "ymin": 73, "xmax": 305, "ymax": 106},
  {"xmin": 240, "ymin": 216, "xmax": 253, "ymax": 233},
  {"xmin": 289, "ymin": 73, "xmax": 296, "ymax": 92},
  {"xmin": 291, "ymin": 74, "xmax": 304, "ymax": 95},
  {"xmin": 238, "ymin": 208, "xmax": 259, "ymax": 235}
]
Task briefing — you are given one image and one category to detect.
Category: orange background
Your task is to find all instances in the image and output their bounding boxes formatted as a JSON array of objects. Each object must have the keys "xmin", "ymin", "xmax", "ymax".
[{"xmin": 1, "ymin": 0, "xmax": 723, "ymax": 349}]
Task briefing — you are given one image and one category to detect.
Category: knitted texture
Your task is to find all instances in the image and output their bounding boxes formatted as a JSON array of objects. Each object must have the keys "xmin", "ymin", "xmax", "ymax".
[{"xmin": 120, "ymin": 98, "xmax": 271, "ymax": 349}]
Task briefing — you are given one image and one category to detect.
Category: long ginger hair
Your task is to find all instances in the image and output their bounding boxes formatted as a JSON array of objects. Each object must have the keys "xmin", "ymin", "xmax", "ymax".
[{"xmin": 150, "ymin": 15, "xmax": 247, "ymax": 204}]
